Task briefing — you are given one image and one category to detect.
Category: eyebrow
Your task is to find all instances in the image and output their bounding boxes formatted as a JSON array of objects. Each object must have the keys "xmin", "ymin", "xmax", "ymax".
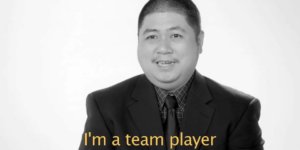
[
  {"xmin": 142, "ymin": 29, "xmax": 158, "ymax": 35},
  {"xmin": 142, "ymin": 26, "xmax": 186, "ymax": 35},
  {"xmin": 168, "ymin": 26, "xmax": 186, "ymax": 33}
]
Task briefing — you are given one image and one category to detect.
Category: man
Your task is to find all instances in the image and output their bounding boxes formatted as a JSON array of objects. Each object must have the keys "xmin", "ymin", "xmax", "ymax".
[{"xmin": 79, "ymin": 0, "xmax": 264, "ymax": 150}]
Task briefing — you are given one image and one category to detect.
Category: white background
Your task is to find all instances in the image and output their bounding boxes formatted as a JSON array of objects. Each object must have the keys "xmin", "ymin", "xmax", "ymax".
[{"xmin": 1, "ymin": 0, "xmax": 300, "ymax": 149}]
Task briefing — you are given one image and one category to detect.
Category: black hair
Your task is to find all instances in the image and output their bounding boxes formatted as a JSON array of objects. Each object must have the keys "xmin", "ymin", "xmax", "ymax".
[{"xmin": 138, "ymin": 0, "xmax": 201, "ymax": 37}]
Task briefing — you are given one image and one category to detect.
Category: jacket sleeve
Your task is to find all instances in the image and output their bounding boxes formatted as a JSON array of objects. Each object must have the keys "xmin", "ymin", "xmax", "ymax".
[
  {"xmin": 79, "ymin": 93, "xmax": 114, "ymax": 150},
  {"xmin": 228, "ymin": 98, "xmax": 265, "ymax": 150}
]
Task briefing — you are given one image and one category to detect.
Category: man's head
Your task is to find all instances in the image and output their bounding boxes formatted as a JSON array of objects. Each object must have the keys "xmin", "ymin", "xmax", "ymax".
[
  {"xmin": 138, "ymin": 0, "xmax": 202, "ymax": 41},
  {"xmin": 137, "ymin": 0, "xmax": 204, "ymax": 91}
]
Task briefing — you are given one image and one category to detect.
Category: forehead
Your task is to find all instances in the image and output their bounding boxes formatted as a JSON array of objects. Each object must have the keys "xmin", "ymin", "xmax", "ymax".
[{"xmin": 140, "ymin": 11, "xmax": 193, "ymax": 33}]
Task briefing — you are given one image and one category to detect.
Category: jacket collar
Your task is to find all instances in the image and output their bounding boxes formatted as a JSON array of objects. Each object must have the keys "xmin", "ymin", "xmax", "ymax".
[{"xmin": 129, "ymin": 71, "xmax": 215, "ymax": 149}]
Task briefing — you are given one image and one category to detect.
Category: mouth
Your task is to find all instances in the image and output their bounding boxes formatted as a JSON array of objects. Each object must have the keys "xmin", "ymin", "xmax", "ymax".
[
  {"xmin": 156, "ymin": 60, "xmax": 176, "ymax": 65},
  {"xmin": 154, "ymin": 59, "xmax": 178, "ymax": 68}
]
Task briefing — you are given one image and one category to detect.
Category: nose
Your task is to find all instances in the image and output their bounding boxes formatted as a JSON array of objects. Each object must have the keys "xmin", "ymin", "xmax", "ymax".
[{"xmin": 156, "ymin": 38, "xmax": 173, "ymax": 54}]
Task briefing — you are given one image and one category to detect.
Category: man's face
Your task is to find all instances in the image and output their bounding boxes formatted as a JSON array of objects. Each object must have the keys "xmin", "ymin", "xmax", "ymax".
[{"xmin": 138, "ymin": 11, "xmax": 203, "ymax": 90}]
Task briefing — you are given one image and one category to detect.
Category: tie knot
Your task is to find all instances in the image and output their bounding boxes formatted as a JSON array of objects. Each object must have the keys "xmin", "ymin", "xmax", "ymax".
[{"xmin": 165, "ymin": 95, "xmax": 178, "ymax": 109}]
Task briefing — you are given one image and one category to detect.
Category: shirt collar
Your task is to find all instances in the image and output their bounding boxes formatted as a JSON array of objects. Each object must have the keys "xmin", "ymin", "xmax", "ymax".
[{"xmin": 154, "ymin": 72, "xmax": 195, "ymax": 110}]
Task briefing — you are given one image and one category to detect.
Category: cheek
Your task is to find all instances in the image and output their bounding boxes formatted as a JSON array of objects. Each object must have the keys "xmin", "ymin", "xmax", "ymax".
[
  {"xmin": 176, "ymin": 47, "xmax": 198, "ymax": 60},
  {"xmin": 138, "ymin": 47, "xmax": 152, "ymax": 67},
  {"xmin": 178, "ymin": 48, "xmax": 199, "ymax": 66},
  {"xmin": 138, "ymin": 44, "xmax": 154, "ymax": 58}
]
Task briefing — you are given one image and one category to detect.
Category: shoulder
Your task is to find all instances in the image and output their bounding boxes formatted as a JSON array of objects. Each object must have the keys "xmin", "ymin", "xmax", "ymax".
[
  {"xmin": 86, "ymin": 74, "xmax": 143, "ymax": 112},
  {"xmin": 204, "ymin": 76, "xmax": 258, "ymax": 105},
  {"xmin": 90, "ymin": 74, "xmax": 142, "ymax": 99},
  {"xmin": 199, "ymin": 76, "xmax": 264, "ymax": 148},
  {"xmin": 203, "ymin": 76, "xmax": 261, "ymax": 119}
]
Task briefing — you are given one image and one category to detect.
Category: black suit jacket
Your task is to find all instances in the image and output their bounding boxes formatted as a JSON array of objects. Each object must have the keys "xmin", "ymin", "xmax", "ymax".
[{"xmin": 79, "ymin": 72, "xmax": 264, "ymax": 150}]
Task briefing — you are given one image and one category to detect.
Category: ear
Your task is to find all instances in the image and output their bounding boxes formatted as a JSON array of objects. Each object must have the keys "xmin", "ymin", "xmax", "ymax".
[{"xmin": 197, "ymin": 30, "xmax": 204, "ymax": 54}]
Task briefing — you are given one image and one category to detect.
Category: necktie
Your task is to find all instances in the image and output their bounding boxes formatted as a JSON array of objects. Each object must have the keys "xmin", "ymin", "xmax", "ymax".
[{"xmin": 165, "ymin": 95, "xmax": 179, "ymax": 150}]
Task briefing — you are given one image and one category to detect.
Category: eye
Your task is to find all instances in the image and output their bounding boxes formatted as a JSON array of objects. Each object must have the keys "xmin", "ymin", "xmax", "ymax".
[
  {"xmin": 145, "ymin": 35, "xmax": 158, "ymax": 40},
  {"xmin": 171, "ymin": 34, "xmax": 183, "ymax": 39}
]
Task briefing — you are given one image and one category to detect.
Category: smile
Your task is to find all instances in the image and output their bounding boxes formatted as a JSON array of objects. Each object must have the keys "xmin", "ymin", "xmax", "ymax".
[
  {"xmin": 154, "ymin": 60, "xmax": 178, "ymax": 69},
  {"xmin": 156, "ymin": 60, "xmax": 176, "ymax": 65}
]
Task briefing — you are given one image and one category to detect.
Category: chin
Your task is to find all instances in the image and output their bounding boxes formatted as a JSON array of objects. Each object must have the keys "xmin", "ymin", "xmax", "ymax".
[
  {"xmin": 155, "ymin": 72, "xmax": 178, "ymax": 83},
  {"xmin": 144, "ymin": 72, "xmax": 182, "ymax": 90}
]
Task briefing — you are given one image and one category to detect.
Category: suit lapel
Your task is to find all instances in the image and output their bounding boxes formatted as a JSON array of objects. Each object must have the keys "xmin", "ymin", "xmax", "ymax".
[
  {"xmin": 180, "ymin": 72, "xmax": 215, "ymax": 150},
  {"xmin": 129, "ymin": 75, "xmax": 164, "ymax": 136},
  {"xmin": 128, "ymin": 73, "xmax": 215, "ymax": 150}
]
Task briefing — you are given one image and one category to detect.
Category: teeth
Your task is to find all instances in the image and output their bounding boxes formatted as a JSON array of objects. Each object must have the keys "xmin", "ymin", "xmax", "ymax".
[{"xmin": 157, "ymin": 61, "xmax": 175, "ymax": 65}]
